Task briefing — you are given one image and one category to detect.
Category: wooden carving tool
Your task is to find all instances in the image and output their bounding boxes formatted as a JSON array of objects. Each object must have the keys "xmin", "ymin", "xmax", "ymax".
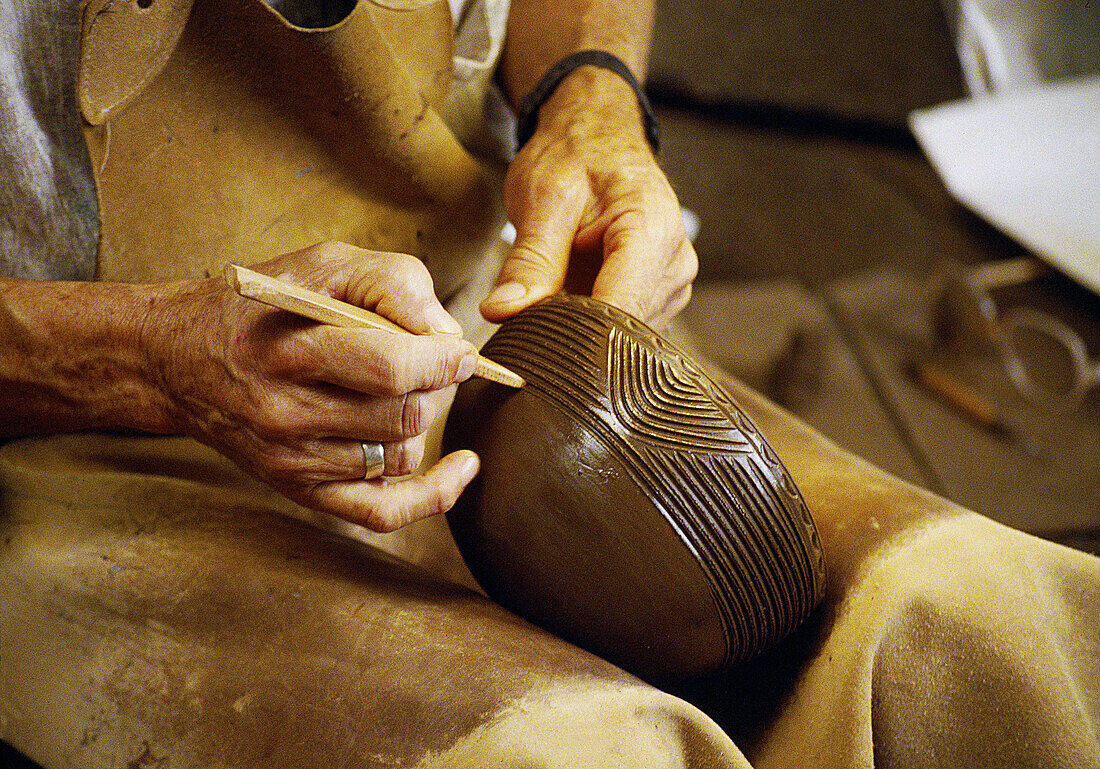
[{"xmin": 228, "ymin": 264, "xmax": 525, "ymax": 388}]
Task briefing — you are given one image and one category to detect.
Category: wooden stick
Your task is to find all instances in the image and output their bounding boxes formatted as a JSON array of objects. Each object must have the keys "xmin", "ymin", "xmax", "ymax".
[
  {"xmin": 227, "ymin": 264, "xmax": 524, "ymax": 388},
  {"xmin": 905, "ymin": 358, "xmax": 1045, "ymax": 458},
  {"xmin": 907, "ymin": 359, "xmax": 1001, "ymax": 431},
  {"xmin": 970, "ymin": 256, "xmax": 1049, "ymax": 290}
]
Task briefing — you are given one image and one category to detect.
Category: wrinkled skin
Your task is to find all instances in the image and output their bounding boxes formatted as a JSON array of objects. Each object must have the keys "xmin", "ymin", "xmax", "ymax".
[
  {"xmin": 481, "ymin": 68, "xmax": 697, "ymax": 330},
  {"xmin": 143, "ymin": 242, "xmax": 481, "ymax": 532}
]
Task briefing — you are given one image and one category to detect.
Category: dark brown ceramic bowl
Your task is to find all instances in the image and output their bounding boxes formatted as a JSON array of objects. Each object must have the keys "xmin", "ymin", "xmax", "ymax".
[{"xmin": 443, "ymin": 295, "xmax": 825, "ymax": 682}]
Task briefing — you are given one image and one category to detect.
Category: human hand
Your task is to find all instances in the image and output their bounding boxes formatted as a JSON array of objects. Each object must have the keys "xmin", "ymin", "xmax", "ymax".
[
  {"xmin": 143, "ymin": 241, "xmax": 480, "ymax": 532},
  {"xmin": 479, "ymin": 67, "xmax": 697, "ymax": 330}
]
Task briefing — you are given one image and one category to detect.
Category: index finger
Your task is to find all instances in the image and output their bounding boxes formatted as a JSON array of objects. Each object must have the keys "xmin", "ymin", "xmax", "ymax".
[
  {"xmin": 344, "ymin": 250, "xmax": 464, "ymax": 336},
  {"xmin": 592, "ymin": 220, "xmax": 697, "ymax": 327},
  {"xmin": 307, "ymin": 325, "xmax": 478, "ymax": 396}
]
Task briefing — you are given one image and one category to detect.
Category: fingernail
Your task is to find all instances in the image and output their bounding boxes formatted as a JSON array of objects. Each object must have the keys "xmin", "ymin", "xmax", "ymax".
[
  {"xmin": 460, "ymin": 451, "xmax": 480, "ymax": 483},
  {"xmin": 457, "ymin": 346, "xmax": 477, "ymax": 381},
  {"xmin": 426, "ymin": 308, "xmax": 463, "ymax": 336},
  {"xmin": 485, "ymin": 281, "xmax": 528, "ymax": 306}
]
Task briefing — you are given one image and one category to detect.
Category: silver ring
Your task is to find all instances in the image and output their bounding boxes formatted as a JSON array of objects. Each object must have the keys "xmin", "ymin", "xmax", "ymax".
[{"xmin": 362, "ymin": 442, "xmax": 385, "ymax": 480}]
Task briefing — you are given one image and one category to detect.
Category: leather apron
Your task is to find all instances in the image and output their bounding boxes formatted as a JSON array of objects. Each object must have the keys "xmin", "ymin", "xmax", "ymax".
[
  {"xmin": 77, "ymin": 0, "xmax": 505, "ymax": 302},
  {"xmin": 73, "ymin": 0, "xmax": 509, "ymax": 635}
]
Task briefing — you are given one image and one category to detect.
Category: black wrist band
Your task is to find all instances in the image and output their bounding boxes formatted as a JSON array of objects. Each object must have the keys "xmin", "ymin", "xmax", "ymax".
[{"xmin": 514, "ymin": 50, "xmax": 660, "ymax": 153}]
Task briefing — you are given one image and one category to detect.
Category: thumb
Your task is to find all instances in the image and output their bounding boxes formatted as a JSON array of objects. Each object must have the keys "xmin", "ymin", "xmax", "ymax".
[{"xmin": 480, "ymin": 193, "xmax": 585, "ymax": 322}]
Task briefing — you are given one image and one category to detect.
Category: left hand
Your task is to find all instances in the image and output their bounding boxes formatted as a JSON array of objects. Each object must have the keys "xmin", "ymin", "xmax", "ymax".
[{"xmin": 479, "ymin": 67, "xmax": 697, "ymax": 330}]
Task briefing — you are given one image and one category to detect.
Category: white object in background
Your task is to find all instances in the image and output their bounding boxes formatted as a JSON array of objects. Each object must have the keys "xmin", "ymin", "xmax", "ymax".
[
  {"xmin": 681, "ymin": 207, "xmax": 702, "ymax": 243},
  {"xmin": 910, "ymin": 76, "xmax": 1100, "ymax": 296},
  {"xmin": 945, "ymin": 0, "xmax": 1099, "ymax": 93}
]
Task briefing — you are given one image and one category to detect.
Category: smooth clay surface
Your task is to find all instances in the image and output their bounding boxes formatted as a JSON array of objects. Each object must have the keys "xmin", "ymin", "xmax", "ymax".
[{"xmin": 443, "ymin": 295, "xmax": 826, "ymax": 682}]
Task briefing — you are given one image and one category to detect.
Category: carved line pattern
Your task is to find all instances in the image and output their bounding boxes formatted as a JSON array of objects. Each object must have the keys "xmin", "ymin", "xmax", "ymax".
[
  {"xmin": 609, "ymin": 327, "xmax": 754, "ymax": 454},
  {"xmin": 652, "ymin": 450, "xmax": 768, "ymax": 656},
  {"xmin": 638, "ymin": 441, "xmax": 818, "ymax": 662},
  {"xmin": 482, "ymin": 295, "xmax": 827, "ymax": 663},
  {"xmin": 602, "ymin": 296, "xmax": 825, "ymax": 601}
]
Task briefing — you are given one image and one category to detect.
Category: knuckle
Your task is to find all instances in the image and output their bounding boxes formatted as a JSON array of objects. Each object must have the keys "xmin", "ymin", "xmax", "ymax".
[
  {"xmin": 267, "ymin": 328, "xmax": 325, "ymax": 379},
  {"xmin": 363, "ymin": 500, "xmax": 406, "ymax": 533},
  {"xmin": 376, "ymin": 338, "xmax": 465, "ymax": 396},
  {"xmin": 435, "ymin": 483, "xmax": 460, "ymax": 517},
  {"xmin": 292, "ymin": 328, "xmax": 328, "ymax": 377},
  {"xmin": 664, "ymin": 287, "xmax": 692, "ymax": 326},
  {"xmin": 249, "ymin": 393, "xmax": 298, "ymax": 439},
  {"xmin": 383, "ymin": 396, "xmax": 408, "ymax": 438},
  {"xmin": 445, "ymin": 344, "xmax": 469, "ymax": 382},
  {"xmin": 533, "ymin": 171, "xmax": 574, "ymax": 201},
  {"xmin": 509, "ymin": 165, "xmax": 579, "ymax": 211},
  {"xmin": 378, "ymin": 353, "xmax": 404, "ymax": 393},
  {"xmin": 257, "ymin": 445, "xmax": 304, "ymax": 483},
  {"xmin": 677, "ymin": 283, "xmax": 693, "ymax": 313},
  {"xmin": 423, "ymin": 343, "xmax": 464, "ymax": 390},
  {"xmin": 675, "ymin": 242, "xmax": 699, "ymax": 285},
  {"xmin": 401, "ymin": 392, "xmax": 430, "ymax": 437},
  {"xmin": 295, "ymin": 241, "xmax": 333, "ymax": 268},
  {"xmin": 387, "ymin": 254, "xmax": 433, "ymax": 296},
  {"xmin": 308, "ymin": 239, "xmax": 346, "ymax": 258},
  {"xmin": 509, "ymin": 241, "xmax": 557, "ymax": 272},
  {"xmin": 389, "ymin": 438, "xmax": 423, "ymax": 476},
  {"xmin": 388, "ymin": 441, "xmax": 410, "ymax": 476},
  {"xmin": 365, "ymin": 347, "xmax": 408, "ymax": 396},
  {"xmin": 374, "ymin": 516, "xmax": 405, "ymax": 534},
  {"xmin": 673, "ymin": 288, "xmax": 690, "ymax": 316}
]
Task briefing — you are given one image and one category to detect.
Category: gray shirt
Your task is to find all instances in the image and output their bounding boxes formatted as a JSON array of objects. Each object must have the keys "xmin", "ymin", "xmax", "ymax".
[{"xmin": 0, "ymin": 0, "xmax": 99, "ymax": 280}]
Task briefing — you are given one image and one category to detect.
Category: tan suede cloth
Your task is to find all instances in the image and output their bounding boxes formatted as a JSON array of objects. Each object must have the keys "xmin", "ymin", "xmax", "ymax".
[
  {"xmin": 2, "ymin": 376, "xmax": 1098, "ymax": 767},
  {"xmin": 663, "ymin": 361, "xmax": 1100, "ymax": 769},
  {"xmin": 2, "ymin": 0, "xmax": 1099, "ymax": 764}
]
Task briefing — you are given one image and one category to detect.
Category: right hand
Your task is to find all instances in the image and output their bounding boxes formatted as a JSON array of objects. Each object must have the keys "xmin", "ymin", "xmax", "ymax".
[{"xmin": 141, "ymin": 241, "xmax": 480, "ymax": 532}]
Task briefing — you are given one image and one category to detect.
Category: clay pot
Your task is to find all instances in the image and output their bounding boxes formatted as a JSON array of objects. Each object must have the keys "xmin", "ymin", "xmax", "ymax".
[{"xmin": 443, "ymin": 295, "xmax": 825, "ymax": 682}]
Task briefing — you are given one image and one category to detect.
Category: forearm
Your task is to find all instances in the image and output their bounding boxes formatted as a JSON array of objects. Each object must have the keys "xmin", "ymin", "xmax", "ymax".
[
  {"xmin": 0, "ymin": 278, "xmax": 175, "ymax": 438},
  {"xmin": 499, "ymin": 0, "xmax": 655, "ymax": 109}
]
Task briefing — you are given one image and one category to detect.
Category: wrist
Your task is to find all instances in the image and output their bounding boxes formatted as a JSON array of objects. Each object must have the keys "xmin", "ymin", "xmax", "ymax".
[
  {"xmin": 543, "ymin": 64, "xmax": 642, "ymax": 127},
  {"xmin": 135, "ymin": 280, "xmax": 203, "ymax": 435},
  {"xmin": 517, "ymin": 54, "xmax": 659, "ymax": 153},
  {"xmin": 74, "ymin": 280, "xmax": 181, "ymax": 434}
]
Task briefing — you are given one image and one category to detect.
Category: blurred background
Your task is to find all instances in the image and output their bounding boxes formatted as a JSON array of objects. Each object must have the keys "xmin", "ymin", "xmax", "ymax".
[{"xmin": 647, "ymin": 0, "xmax": 1100, "ymax": 552}]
